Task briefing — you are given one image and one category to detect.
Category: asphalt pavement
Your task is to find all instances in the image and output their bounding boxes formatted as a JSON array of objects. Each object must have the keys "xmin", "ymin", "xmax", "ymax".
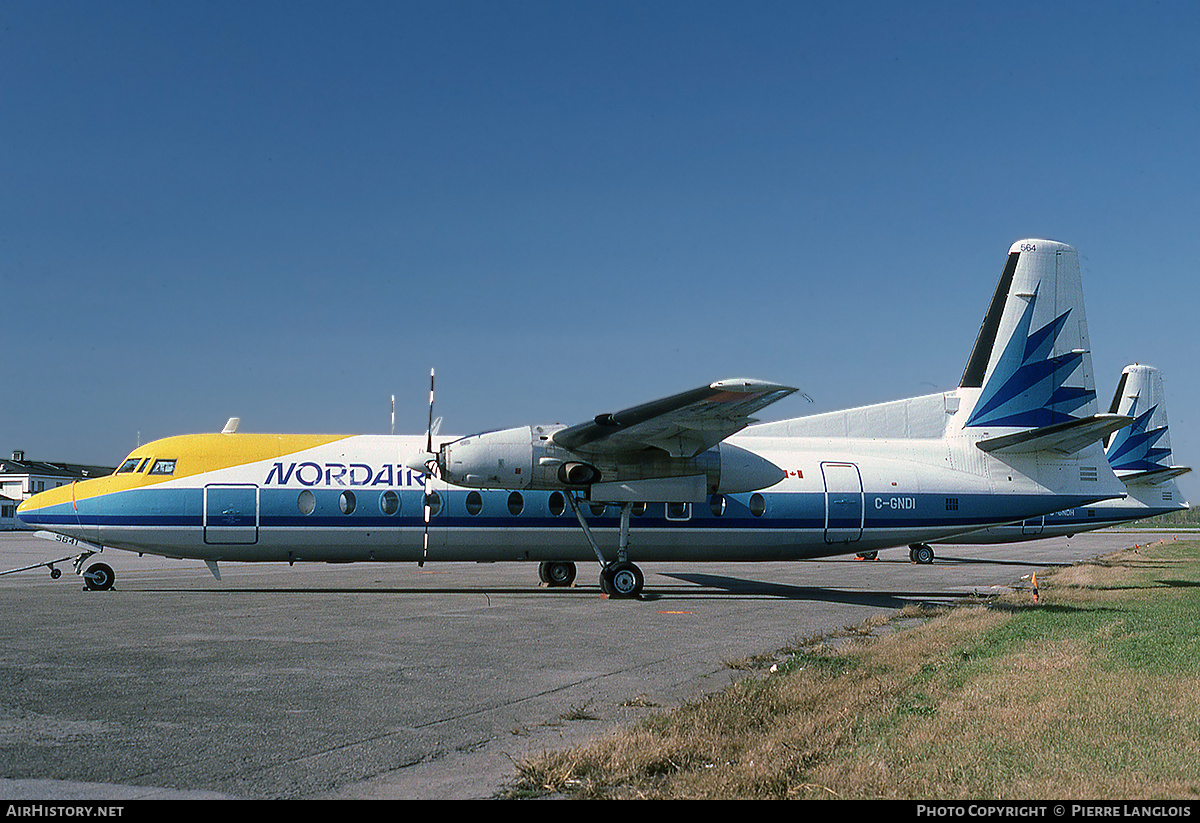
[{"xmin": 0, "ymin": 528, "xmax": 1188, "ymax": 800}]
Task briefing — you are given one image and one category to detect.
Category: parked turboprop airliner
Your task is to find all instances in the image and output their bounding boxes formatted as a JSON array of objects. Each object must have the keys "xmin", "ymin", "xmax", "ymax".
[
  {"xmin": 17, "ymin": 240, "xmax": 1134, "ymax": 597},
  {"xmin": 938, "ymin": 363, "xmax": 1189, "ymax": 545}
]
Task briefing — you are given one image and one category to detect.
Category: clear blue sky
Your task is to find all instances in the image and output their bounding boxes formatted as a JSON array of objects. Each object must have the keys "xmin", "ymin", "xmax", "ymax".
[{"xmin": 3, "ymin": 1, "xmax": 1198, "ymax": 502}]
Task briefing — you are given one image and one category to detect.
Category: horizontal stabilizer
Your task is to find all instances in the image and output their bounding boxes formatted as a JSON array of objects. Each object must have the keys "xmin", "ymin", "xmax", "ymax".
[
  {"xmin": 1116, "ymin": 465, "xmax": 1192, "ymax": 485},
  {"xmin": 976, "ymin": 413, "xmax": 1131, "ymax": 456}
]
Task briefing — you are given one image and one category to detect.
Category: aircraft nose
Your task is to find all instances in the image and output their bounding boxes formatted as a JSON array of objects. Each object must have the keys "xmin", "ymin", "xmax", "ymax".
[{"xmin": 16, "ymin": 489, "xmax": 55, "ymax": 527}]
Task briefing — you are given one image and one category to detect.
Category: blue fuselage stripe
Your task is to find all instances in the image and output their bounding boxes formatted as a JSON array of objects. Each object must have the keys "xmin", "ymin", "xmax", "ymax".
[{"xmin": 20, "ymin": 486, "xmax": 1125, "ymax": 533}]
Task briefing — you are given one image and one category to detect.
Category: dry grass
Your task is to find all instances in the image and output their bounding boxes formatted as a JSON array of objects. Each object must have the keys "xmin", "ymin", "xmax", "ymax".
[{"xmin": 503, "ymin": 540, "xmax": 1200, "ymax": 799}]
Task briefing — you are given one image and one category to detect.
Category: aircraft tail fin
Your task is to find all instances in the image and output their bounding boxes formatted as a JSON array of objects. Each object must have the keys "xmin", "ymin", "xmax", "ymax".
[
  {"xmin": 958, "ymin": 240, "xmax": 1117, "ymax": 455},
  {"xmin": 1105, "ymin": 364, "xmax": 1191, "ymax": 485}
]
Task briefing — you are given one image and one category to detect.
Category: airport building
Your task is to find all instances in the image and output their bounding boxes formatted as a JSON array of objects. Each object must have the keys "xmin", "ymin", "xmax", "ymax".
[{"xmin": 0, "ymin": 451, "xmax": 113, "ymax": 529}]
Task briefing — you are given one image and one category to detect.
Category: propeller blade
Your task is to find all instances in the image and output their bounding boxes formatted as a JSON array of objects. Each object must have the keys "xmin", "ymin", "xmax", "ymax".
[
  {"xmin": 421, "ymin": 485, "xmax": 431, "ymax": 567},
  {"xmin": 426, "ymin": 368, "xmax": 435, "ymax": 455},
  {"xmin": 419, "ymin": 368, "xmax": 437, "ymax": 567}
]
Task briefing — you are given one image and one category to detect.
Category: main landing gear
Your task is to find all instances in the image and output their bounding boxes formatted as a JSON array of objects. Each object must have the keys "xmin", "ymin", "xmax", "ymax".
[
  {"xmin": 600, "ymin": 561, "xmax": 644, "ymax": 598},
  {"xmin": 538, "ymin": 560, "xmax": 577, "ymax": 588},
  {"xmin": 537, "ymin": 558, "xmax": 648, "ymax": 599},
  {"xmin": 563, "ymin": 494, "xmax": 646, "ymax": 599},
  {"xmin": 909, "ymin": 543, "xmax": 935, "ymax": 565}
]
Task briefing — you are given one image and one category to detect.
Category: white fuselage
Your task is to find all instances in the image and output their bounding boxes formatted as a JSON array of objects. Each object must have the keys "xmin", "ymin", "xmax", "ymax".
[{"xmin": 19, "ymin": 410, "xmax": 1126, "ymax": 566}]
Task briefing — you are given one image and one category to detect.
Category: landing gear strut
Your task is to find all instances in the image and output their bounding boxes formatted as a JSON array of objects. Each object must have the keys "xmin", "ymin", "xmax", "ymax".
[{"xmin": 564, "ymin": 494, "xmax": 645, "ymax": 599}]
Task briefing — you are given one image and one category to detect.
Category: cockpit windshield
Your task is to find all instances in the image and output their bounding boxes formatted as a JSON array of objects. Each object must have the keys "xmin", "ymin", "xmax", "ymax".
[
  {"xmin": 148, "ymin": 459, "xmax": 176, "ymax": 476},
  {"xmin": 116, "ymin": 458, "xmax": 142, "ymax": 474}
]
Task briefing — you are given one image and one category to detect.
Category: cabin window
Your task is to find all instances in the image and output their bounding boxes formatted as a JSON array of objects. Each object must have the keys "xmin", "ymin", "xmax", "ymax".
[
  {"xmin": 148, "ymin": 459, "xmax": 176, "ymax": 476},
  {"xmin": 297, "ymin": 490, "xmax": 316, "ymax": 515},
  {"xmin": 424, "ymin": 491, "xmax": 442, "ymax": 517},
  {"xmin": 117, "ymin": 458, "xmax": 141, "ymax": 474},
  {"xmin": 548, "ymin": 492, "xmax": 565, "ymax": 516},
  {"xmin": 589, "ymin": 502, "xmax": 607, "ymax": 517},
  {"xmin": 709, "ymin": 494, "xmax": 726, "ymax": 517},
  {"xmin": 749, "ymin": 493, "xmax": 766, "ymax": 517},
  {"xmin": 380, "ymin": 490, "xmax": 400, "ymax": 515},
  {"xmin": 631, "ymin": 502, "xmax": 647, "ymax": 516},
  {"xmin": 465, "ymin": 491, "xmax": 483, "ymax": 515},
  {"xmin": 339, "ymin": 491, "xmax": 356, "ymax": 514},
  {"xmin": 507, "ymin": 491, "xmax": 524, "ymax": 516}
]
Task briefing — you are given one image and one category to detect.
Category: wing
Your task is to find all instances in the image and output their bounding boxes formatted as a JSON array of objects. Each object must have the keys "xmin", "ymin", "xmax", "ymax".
[{"xmin": 550, "ymin": 378, "xmax": 797, "ymax": 459}]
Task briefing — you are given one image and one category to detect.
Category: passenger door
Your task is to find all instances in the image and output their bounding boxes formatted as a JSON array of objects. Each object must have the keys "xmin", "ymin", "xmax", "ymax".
[{"xmin": 822, "ymin": 462, "xmax": 863, "ymax": 544}]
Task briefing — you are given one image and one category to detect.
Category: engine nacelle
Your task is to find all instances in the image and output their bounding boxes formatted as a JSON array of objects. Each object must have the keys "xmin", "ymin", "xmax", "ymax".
[
  {"xmin": 437, "ymin": 425, "xmax": 785, "ymax": 499},
  {"xmin": 438, "ymin": 426, "xmax": 536, "ymax": 489}
]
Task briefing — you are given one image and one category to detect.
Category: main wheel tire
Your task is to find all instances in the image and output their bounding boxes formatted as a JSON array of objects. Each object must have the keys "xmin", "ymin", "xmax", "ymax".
[
  {"xmin": 539, "ymin": 561, "xmax": 577, "ymax": 587},
  {"xmin": 604, "ymin": 561, "xmax": 644, "ymax": 599},
  {"xmin": 913, "ymin": 544, "xmax": 935, "ymax": 565},
  {"xmin": 83, "ymin": 562, "xmax": 115, "ymax": 591}
]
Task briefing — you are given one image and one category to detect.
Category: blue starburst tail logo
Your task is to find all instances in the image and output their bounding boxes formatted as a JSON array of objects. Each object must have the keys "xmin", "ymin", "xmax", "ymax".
[
  {"xmin": 964, "ymin": 288, "xmax": 1096, "ymax": 429},
  {"xmin": 1107, "ymin": 404, "xmax": 1171, "ymax": 474}
]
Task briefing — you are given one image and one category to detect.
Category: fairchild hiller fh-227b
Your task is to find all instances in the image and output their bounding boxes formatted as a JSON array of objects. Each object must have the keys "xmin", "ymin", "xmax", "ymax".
[{"xmin": 17, "ymin": 239, "xmax": 1162, "ymax": 598}]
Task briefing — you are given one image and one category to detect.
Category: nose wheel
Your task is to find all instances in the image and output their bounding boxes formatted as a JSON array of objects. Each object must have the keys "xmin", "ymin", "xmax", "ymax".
[{"xmin": 83, "ymin": 562, "xmax": 115, "ymax": 591}]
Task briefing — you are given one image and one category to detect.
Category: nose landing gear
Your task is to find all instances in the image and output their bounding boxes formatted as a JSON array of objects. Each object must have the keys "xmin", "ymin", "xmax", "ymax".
[
  {"xmin": 83, "ymin": 562, "xmax": 115, "ymax": 591},
  {"xmin": 0, "ymin": 542, "xmax": 115, "ymax": 591}
]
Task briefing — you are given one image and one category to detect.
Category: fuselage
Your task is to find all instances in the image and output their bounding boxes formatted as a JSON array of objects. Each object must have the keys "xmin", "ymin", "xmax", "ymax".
[{"xmin": 16, "ymin": 420, "xmax": 1127, "ymax": 565}]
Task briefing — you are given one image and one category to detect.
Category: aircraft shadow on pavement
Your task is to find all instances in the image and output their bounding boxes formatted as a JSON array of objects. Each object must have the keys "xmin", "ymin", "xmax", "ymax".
[
  {"xmin": 124, "ymin": 577, "xmax": 982, "ymax": 606},
  {"xmin": 657, "ymin": 572, "xmax": 982, "ymax": 608},
  {"xmin": 932, "ymin": 554, "xmax": 1075, "ymax": 568}
]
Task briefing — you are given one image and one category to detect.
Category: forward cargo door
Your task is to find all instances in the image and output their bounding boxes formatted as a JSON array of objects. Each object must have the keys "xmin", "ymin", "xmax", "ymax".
[{"xmin": 204, "ymin": 484, "xmax": 260, "ymax": 545}]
